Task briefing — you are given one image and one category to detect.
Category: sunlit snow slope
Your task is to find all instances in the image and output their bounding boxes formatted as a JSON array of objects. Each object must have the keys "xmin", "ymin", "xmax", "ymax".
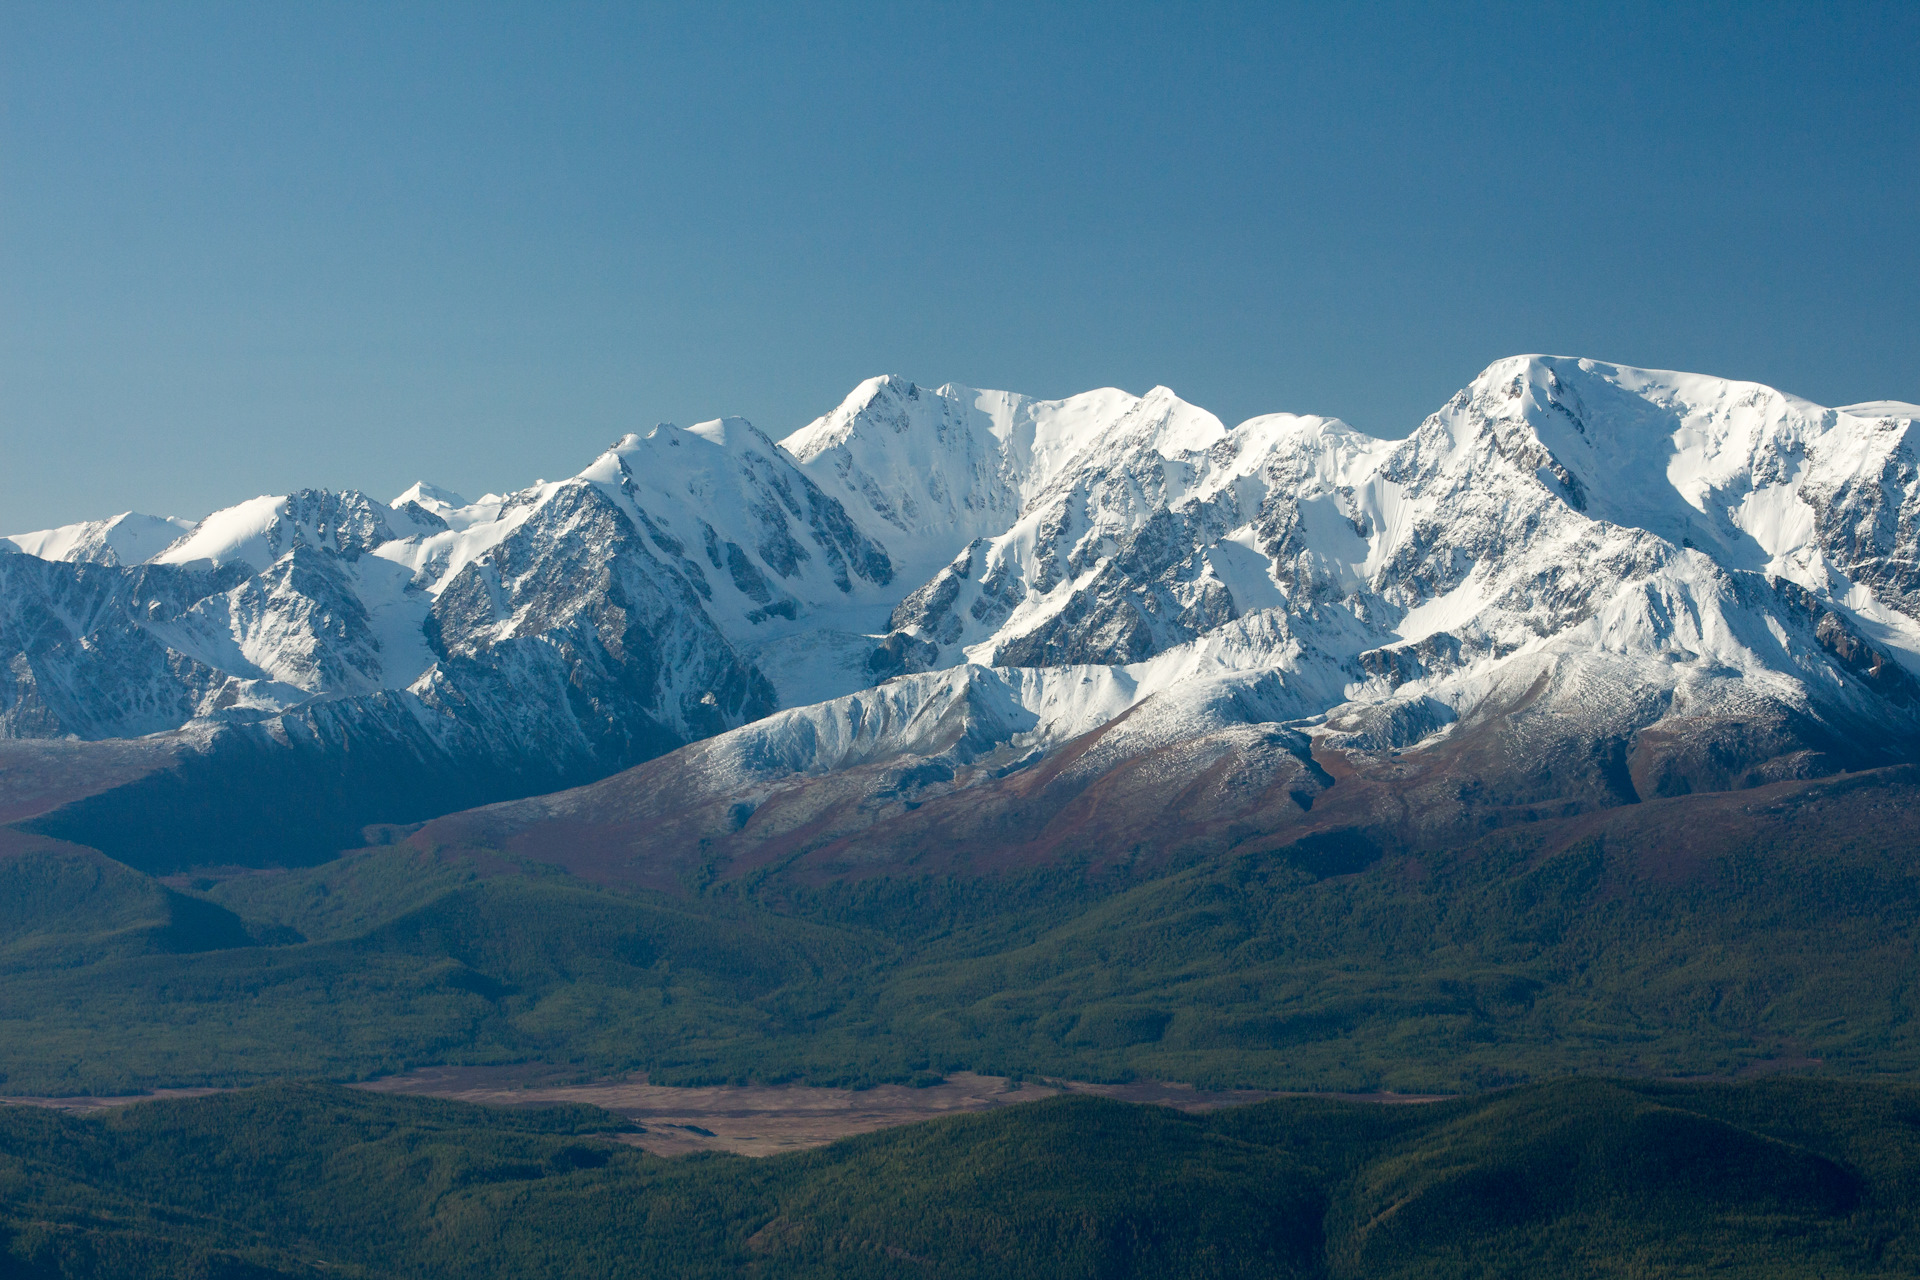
[{"xmin": 5, "ymin": 355, "xmax": 1918, "ymax": 867}]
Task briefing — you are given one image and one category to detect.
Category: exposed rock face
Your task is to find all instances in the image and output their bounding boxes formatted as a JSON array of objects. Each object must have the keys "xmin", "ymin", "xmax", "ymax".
[
  {"xmin": 6, "ymin": 358, "xmax": 1920, "ymax": 869},
  {"xmin": 0, "ymin": 422, "xmax": 895, "ymax": 859}
]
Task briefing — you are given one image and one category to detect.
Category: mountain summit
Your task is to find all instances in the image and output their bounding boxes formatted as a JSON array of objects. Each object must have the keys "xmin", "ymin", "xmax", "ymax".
[{"xmin": 4, "ymin": 356, "xmax": 1917, "ymax": 870}]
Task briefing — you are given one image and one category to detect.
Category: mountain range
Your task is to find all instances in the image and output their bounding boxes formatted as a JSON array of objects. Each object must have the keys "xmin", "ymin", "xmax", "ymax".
[{"xmin": 4, "ymin": 356, "xmax": 1919, "ymax": 875}]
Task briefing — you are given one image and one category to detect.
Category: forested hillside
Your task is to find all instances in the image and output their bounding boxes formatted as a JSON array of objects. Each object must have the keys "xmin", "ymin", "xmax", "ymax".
[
  {"xmin": 3, "ymin": 1077, "xmax": 1916, "ymax": 1278},
  {"xmin": 2, "ymin": 763, "xmax": 1916, "ymax": 1097}
]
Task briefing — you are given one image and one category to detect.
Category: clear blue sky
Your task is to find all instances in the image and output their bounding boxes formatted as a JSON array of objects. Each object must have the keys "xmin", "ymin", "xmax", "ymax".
[{"xmin": 3, "ymin": 1, "xmax": 1916, "ymax": 530}]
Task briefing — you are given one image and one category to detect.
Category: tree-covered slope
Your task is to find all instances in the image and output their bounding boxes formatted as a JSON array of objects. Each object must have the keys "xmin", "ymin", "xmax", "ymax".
[
  {"xmin": 1, "ymin": 766, "xmax": 1916, "ymax": 1097},
  {"xmin": 2, "ymin": 1077, "xmax": 1917, "ymax": 1278}
]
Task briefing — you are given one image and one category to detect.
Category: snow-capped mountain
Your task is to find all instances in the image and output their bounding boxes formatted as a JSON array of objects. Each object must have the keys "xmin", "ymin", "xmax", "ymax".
[
  {"xmin": 5, "ymin": 356, "xmax": 1919, "ymax": 871},
  {"xmin": 3, "ymin": 511, "xmax": 196, "ymax": 566},
  {"xmin": 782, "ymin": 375, "xmax": 1181, "ymax": 586},
  {"xmin": 408, "ymin": 359, "xmax": 1920, "ymax": 887}
]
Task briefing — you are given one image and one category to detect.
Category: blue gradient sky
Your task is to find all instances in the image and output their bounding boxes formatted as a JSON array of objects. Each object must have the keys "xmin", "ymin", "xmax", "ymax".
[{"xmin": 3, "ymin": 1, "xmax": 1916, "ymax": 530}]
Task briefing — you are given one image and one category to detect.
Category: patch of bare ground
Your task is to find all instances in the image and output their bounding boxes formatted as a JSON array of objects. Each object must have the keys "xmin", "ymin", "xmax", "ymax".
[
  {"xmin": 350, "ymin": 1066, "xmax": 1447, "ymax": 1157},
  {"xmin": 0, "ymin": 1070, "xmax": 1445, "ymax": 1153},
  {"xmin": 0, "ymin": 1088, "xmax": 227, "ymax": 1113}
]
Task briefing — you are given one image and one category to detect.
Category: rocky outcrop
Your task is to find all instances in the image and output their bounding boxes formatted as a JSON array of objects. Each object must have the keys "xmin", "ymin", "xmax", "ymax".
[{"xmin": 7, "ymin": 358, "xmax": 1920, "ymax": 870}]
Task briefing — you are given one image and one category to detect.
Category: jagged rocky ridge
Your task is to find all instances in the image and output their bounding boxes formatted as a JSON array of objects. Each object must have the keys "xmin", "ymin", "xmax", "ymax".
[{"xmin": 4, "ymin": 359, "xmax": 1919, "ymax": 870}]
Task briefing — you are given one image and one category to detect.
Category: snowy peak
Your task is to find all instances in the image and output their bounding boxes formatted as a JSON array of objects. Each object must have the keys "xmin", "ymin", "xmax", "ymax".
[
  {"xmin": 9, "ymin": 355, "xmax": 1920, "ymax": 868},
  {"xmin": 875, "ymin": 389, "xmax": 1308, "ymax": 670},
  {"xmin": 782, "ymin": 377, "xmax": 1029, "ymax": 584},
  {"xmin": 677, "ymin": 415, "xmax": 773, "ymax": 450},
  {"xmin": 572, "ymin": 415, "xmax": 896, "ymax": 636},
  {"xmin": 1430, "ymin": 355, "xmax": 1832, "ymax": 535},
  {"xmin": 2, "ymin": 511, "xmax": 196, "ymax": 566},
  {"xmin": 1018, "ymin": 384, "xmax": 1225, "ymax": 500},
  {"xmin": 391, "ymin": 481, "xmax": 468, "ymax": 511},
  {"xmin": 872, "ymin": 355, "xmax": 1920, "ymax": 766},
  {"xmin": 1417, "ymin": 356, "xmax": 1920, "ymax": 611},
  {"xmin": 781, "ymin": 377, "xmax": 1225, "ymax": 590},
  {"xmin": 150, "ymin": 489, "xmax": 425, "ymax": 572}
]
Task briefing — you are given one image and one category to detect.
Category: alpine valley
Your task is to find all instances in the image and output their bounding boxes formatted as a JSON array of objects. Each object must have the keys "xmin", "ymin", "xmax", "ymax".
[{"xmin": 5, "ymin": 355, "xmax": 1920, "ymax": 1103}]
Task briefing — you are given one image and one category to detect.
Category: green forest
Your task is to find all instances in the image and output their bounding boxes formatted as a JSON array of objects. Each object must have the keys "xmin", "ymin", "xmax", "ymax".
[
  {"xmin": 1, "ymin": 769, "xmax": 1916, "ymax": 1097},
  {"xmin": 7, "ymin": 770, "xmax": 1919, "ymax": 1275},
  {"xmin": 3, "ymin": 1075, "xmax": 1916, "ymax": 1278}
]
